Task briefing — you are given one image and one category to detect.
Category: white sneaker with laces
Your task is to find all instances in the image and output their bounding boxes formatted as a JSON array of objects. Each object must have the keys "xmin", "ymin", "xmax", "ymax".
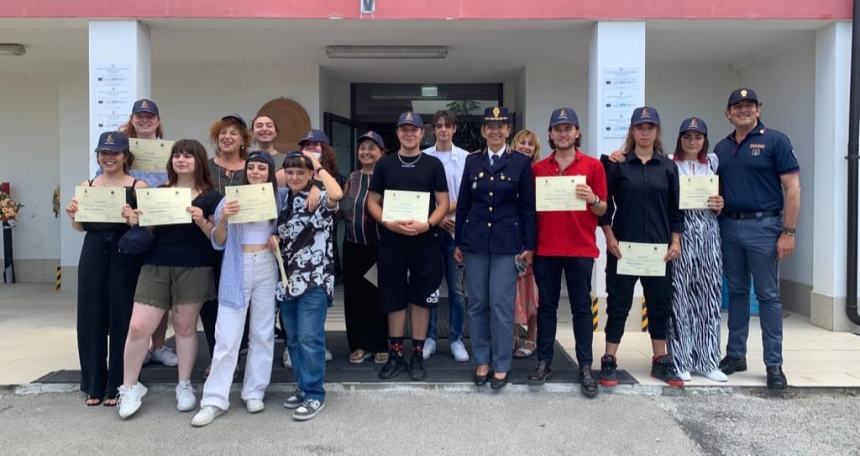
[
  {"xmin": 191, "ymin": 406, "xmax": 224, "ymax": 427},
  {"xmin": 702, "ymin": 369, "xmax": 729, "ymax": 382},
  {"xmin": 450, "ymin": 340, "xmax": 470, "ymax": 362},
  {"xmin": 422, "ymin": 338, "xmax": 437, "ymax": 360},
  {"xmin": 246, "ymin": 399, "xmax": 265, "ymax": 413},
  {"xmin": 150, "ymin": 346, "xmax": 179, "ymax": 367},
  {"xmin": 282, "ymin": 349, "xmax": 292, "ymax": 369},
  {"xmin": 117, "ymin": 383, "xmax": 148, "ymax": 419},
  {"xmin": 677, "ymin": 370, "xmax": 692, "ymax": 381},
  {"xmin": 176, "ymin": 381, "xmax": 197, "ymax": 412}
]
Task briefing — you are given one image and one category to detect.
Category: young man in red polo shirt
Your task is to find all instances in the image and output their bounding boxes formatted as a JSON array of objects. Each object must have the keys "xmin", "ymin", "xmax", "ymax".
[{"xmin": 527, "ymin": 107, "xmax": 607, "ymax": 398}]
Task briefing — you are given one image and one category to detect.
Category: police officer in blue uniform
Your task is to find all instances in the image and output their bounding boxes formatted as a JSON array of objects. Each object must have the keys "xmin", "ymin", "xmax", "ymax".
[
  {"xmin": 454, "ymin": 106, "xmax": 537, "ymax": 389},
  {"xmin": 715, "ymin": 89, "xmax": 800, "ymax": 390}
]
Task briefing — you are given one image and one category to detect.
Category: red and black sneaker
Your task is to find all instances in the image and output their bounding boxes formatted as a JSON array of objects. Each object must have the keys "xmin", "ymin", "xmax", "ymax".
[
  {"xmin": 599, "ymin": 354, "xmax": 618, "ymax": 387},
  {"xmin": 651, "ymin": 355, "xmax": 684, "ymax": 388}
]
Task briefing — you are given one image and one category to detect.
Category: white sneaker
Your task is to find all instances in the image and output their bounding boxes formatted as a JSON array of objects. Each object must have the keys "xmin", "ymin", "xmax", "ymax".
[
  {"xmin": 702, "ymin": 369, "xmax": 729, "ymax": 382},
  {"xmin": 150, "ymin": 346, "xmax": 179, "ymax": 367},
  {"xmin": 246, "ymin": 399, "xmax": 265, "ymax": 414},
  {"xmin": 325, "ymin": 348, "xmax": 333, "ymax": 362},
  {"xmin": 450, "ymin": 340, "xmax": 470, "ymax": 362},
  {"xmin": 282, "ymin": 349, "xmax": 292, "ymax": 369},
  {"xmin": 677, "ymin": 370, "xmax": 692, "ymax": 381},
  {"xmin": 292, "ymin": 399, "xmax": 325, "ymax": 421},
  {"xmin": 117, "ymin": 383, "xmax": 148, "ymax": 419},
  {"xmin": 422, "ymin": 338, "xmax": 437, "ymax": 360},
  {"xmin": 191, "ymin": 406, "xmax": 224, "ymax": 427},
  {"xmin": 176, "ymin": 381, "xmax": 197, "ymax": 412}
]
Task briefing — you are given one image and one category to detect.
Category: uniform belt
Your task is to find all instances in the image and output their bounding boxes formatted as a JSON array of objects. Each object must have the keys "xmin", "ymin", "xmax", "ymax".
[{"xmin": 722, "ymin": 210, "xmax": 781, "ymax": 220}]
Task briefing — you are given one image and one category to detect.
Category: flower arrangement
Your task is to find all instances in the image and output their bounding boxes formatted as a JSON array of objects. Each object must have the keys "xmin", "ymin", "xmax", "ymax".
[{"xmin": 0, "ymin": 191, "xmax": 23, "ymax": 223}]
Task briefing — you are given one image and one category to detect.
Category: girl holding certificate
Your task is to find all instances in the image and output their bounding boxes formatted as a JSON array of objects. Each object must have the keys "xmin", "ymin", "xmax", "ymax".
[
  {"xmin": 65, "ymin": 131, "xmax": 147, "ymax": 407},
  {"xmin": 191, "ymin": 151, "xmax": 283, "ymax": 426},
  {"xmin": 120, "ymin": 99, "xmax": 179, "ymax": 368},
  {"xmin": 598, "ymin": 107, "xmax": 685, "ymax": 388},
  {"xmin": 272, "ymin": 152, "xmax": 343, "ymax": 421},
  {"xmin": 118, "ymin": 139, "xmax": 222, "ymax": 419}
]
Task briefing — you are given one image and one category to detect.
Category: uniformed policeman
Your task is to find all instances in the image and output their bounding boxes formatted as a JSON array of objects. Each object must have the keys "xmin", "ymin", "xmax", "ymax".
[
  {"xmin": 454, "ymin": 106, "xmax": 537, "ymax": 389},
  {"xmin": 715, "ymin": 88, "xmax": 800, "ymax": 390}
]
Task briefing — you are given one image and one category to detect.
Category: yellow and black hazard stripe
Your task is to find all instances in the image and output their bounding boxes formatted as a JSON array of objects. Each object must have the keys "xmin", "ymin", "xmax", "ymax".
[
  {"xmin": 591, "ymin": 294, "xmax": 599, "ymax": 332},
  {"xmin": 55, "ymin": 266, "xmax": 61, "ymax": 291},
  {"xmin": 641, "ymin": 298, "xmax": 648, "ymax": 332}
]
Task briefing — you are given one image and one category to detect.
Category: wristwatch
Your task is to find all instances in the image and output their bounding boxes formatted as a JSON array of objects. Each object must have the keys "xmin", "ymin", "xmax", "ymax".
[
  {"xmin": 782, "ymin": 227, "xmax": 797, "ymax": 236},
  {"xmin": 591, "ymin": 196, "xmax": 601, "ymax": 209}
]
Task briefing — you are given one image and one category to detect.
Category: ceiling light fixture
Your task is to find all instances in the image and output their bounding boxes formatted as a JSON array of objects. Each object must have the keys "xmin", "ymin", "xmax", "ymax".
[
  {"xmin": 326, "ymin": 45, "xmax": 447, "ymax": 59},
  {"xmin": 0, "ymin": 43, "xmax": 26, "ymax": 56}
]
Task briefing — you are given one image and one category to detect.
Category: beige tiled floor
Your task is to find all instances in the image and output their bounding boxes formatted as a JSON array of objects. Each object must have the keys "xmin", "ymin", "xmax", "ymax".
[{"xmin": 2, "ymin": 283, "xmax": 859, "ymax": 387}]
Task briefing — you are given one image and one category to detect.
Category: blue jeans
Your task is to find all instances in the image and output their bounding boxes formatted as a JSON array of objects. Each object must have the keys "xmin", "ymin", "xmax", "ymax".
[
  {"xmin": 534, "ymin": 256, "xmax": 594, "ymax": 367},
  {"xmin": 279, "ymin": 287, "xmax": 329, "ymax": 402},
  {"xmin": 464, "ymin": 253, "xmax": 517, "ymax": 373},
  {"xmin": 428, "ymin": 231, "xmax": 466, "ymax": 341},
  {"xmin": 720, "ymin": 216, "xmax": 783, "ymax": 366}
]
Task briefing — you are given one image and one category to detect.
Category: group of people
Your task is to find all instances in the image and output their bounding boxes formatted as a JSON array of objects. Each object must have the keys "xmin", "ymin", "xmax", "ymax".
[{"xmin": 67, "ymin": 86, "xmax": 800, "ymax": 426}]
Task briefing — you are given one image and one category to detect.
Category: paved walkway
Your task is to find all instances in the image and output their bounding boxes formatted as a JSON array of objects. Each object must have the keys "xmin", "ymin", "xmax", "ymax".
[{"xmin": 1, "ymin": 283, "xmax": 859, "ymax": 388}]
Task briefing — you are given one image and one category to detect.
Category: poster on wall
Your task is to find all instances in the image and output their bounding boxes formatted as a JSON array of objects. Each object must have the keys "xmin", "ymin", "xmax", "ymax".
[
  {"xmin": 602, "ymin": 67, "xmax": 642, "ymax": 139},
  {"xmin": 93, "ymin": 64, "xmax": 133, "ymax": 131}
]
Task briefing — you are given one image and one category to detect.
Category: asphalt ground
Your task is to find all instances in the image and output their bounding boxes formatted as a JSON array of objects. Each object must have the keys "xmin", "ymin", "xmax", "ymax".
[{"xmin": 1, "ymin": 386, "xmax": 858, "ymax": 455}]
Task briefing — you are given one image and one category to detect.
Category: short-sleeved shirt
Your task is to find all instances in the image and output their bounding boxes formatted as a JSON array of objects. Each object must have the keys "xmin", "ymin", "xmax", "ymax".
[
  {"xmin": 713, "ymin": 121, "xmax": 799, "ymax": 214},
  {"xmin": 275, "ymin": 190, "xmax": 337, "ymax": 304},
  {"xmin": 533, "ymin": 151, "xmax": 607, "ymax": 258},
  {"xmin": 368, "ymin": 152, "xmax": 448, "ymax": 246},
  {"xmin": 423, "ymin": 144, "xmax": 469, "ymax": 208},
  {"xmin": 145, "ymin": 187, "xmax": 222, "ymax": 267},
  {"xmin": 342, "ymin": 170, "xmax": 380, "ymax": 245}
]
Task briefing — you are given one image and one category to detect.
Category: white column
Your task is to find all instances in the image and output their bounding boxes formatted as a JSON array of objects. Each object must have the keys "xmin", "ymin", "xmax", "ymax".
[
  {"xmin": 811, "ymin": 21, "xmax": 858, "ymax": 331},
  {"xmin": 88, "ymin": 21, "xmax": 151, "ymax": 176},
  {"xmin": 587, "ymin": 22, "xmax": 646, "ymax": 328}
]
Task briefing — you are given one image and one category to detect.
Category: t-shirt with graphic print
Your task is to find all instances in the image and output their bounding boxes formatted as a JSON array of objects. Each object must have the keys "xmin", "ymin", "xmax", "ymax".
[{"xmin": 274, "ymin": 189, "xmax": 338, "ymax": 305}]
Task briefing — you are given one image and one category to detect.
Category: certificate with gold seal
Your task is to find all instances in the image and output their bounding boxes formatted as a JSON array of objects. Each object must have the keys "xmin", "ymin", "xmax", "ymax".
[
  {"xmin": 136, "ymin": 187, "xmax": 192, "ymax": 226},
  {"xmin": 679, "ymin": 175, "xmax": 719, "ymax": 210},
  {"xmin": 617, "ymin": 242, "xmax": 666, "ymax": 277},
  {"xmin": 535, "ymin": 175, "xmax": 586, "ymax": 212},
  {"xmin": 224, "ymin": 183, "xmax": 277, "ymax": 224},
  {"xmin": 130, "ymin": 139, "xmax": 175, "ymax": 173},
  {"xmin": 381, "ymin": 190, "xmax": 430, "ymax": 223},
  {"xmin": 74, "ymin": 186, "xmax": 126, "ymax": 223}
]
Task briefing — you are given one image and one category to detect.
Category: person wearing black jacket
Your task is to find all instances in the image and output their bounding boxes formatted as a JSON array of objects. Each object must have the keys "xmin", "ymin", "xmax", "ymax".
[{"xmin": 599, "ymin": 107, "xmax": 684, "ymax": 388}]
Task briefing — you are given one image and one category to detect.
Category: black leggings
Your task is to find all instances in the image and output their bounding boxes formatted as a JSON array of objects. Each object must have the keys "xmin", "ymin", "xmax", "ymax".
[
  {"xmin": 343, "ymin": 241, "xmax": 388, "ymax": 353},
  {"xmin": 77, "ymin": 231, "xmax": 141, "ymax": 399},
  {"xmin": 604, "ymin": 256, "xmax": 673, "ymax": 343}
]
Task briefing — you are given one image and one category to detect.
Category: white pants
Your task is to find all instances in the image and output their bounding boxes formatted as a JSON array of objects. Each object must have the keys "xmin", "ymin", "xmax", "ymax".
[{"xmin": 201, "ymin": 250, "xmax": 277, "ymax": 410}]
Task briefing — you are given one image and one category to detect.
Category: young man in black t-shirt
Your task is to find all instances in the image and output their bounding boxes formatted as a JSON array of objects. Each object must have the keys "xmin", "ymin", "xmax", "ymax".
[{"xmin": 367, "ymin": 111, "xmax": 449, "ymax": 380}]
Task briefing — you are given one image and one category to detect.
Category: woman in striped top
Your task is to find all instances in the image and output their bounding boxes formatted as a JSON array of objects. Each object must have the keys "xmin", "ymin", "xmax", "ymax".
[{"xmin": 341, "ymin": 131, "xmax": 389, "ymax": 365}]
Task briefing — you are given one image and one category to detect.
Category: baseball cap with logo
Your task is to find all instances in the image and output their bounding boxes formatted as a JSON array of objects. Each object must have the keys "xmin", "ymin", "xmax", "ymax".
[
  {"xmin": 95, "ymin": 131, "xmax": 129, "ymax": 153},
  {"xmin": 397, "ymin": 111, "xmax": 424, "ymax": 128},
  {"xmin": 630, "ymin": 106, "xmax": 661, "ymax": 126},
  {"xmin": 132, "ymin": 99, "xmax": 159, "ymax": 116},
  {"xmin": 679, "ymin": 117, "xmax": 708, "ymax": 136},
  {"xmin": 727, "ymin": 88, "xmax": 759, "ymax": 107},
  {"xmin": 548, "ymin": 107, "xmax": 580, "ymax": 129}
]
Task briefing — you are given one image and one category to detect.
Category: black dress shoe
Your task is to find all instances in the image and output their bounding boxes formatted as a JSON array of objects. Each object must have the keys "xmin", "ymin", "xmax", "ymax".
[
  {"xmin": 766, "ymin": 366, "xmax": 788, "ymax": 389},
  {"xmin": 490, "ymin": 373, "xmax": 509, "ymax": 390},
  {"xmin": 473, "ymin": 369, "xmax": 492, "ymax": 386},
  {"xmin": 528, "ymin": 361, "xmax": 552, "ymax": 385},
  {"xmin": 579, "ymin": 366, "xmax": 598, "ymax": 398},
  {"xmin": 718, "ymin": 355, "xmax": 747, "ymax": 375}
]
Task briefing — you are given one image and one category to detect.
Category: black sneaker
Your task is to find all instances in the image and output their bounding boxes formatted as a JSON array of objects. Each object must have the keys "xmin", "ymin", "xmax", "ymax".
[
  {"xmin": 766, "ymin": 366, "xmax": 788, "ymax": 389},
  {"xmin": 651, "ymin": 355, "xmax": 684, "ymax": 388},
  {"xmin": 599, "ymin": 354, "xmax": 618, "ymax": 387},
  {"xmin": 528, "ymin": 360, "xmax": 552, "ymax": 385},
  {"xmin": 718, "ymin": 355, "xmax": 747, "ymax": 375},
  {"xmin": 409, "ymin": 353, "xmax": 427, "ymax": 381},
  {"xmin": 378, "ymin": 354, "xmax": 408, "ymax": 380},
  {"xmin": 579, "ymin": 366, "xmax": 598, "ymax": 398}
]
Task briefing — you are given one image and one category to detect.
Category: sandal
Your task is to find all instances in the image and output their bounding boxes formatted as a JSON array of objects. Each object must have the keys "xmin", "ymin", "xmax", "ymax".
[
  {"xmin": 103, "ymin": 396, "xmax": 118, "ymax": 407},
  {"xmin": 85, "ymin": 396, "xmax": 103, "ymax": 407},
  {"xmin": 514, "ymin": 340, "xmax": 536, "ymax": 359},
  {"xmin": 349, "ymin": 349, "xmax": 371, "ymax": 364}
]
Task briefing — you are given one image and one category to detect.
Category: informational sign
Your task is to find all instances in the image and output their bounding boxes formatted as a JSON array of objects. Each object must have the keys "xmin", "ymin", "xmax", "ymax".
[
  {"xmin": 602, "ymin": 67, "xmax": 642, "ymax": 139},
  {"xmin": 93, "ymin": 64, "xmax": 133, "ymax": 131}
]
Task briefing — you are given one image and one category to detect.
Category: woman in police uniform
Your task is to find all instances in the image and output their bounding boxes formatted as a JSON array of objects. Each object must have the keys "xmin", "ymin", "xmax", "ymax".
[{"xmin": 454, "ymin": 107, "xmax": 537, "ymax": 389}]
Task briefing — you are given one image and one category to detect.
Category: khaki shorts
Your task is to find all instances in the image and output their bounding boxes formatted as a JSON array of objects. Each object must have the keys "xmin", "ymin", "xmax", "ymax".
[{"xmin": 134, "ymin": 264, "xmax": 216, "ymax": 309}]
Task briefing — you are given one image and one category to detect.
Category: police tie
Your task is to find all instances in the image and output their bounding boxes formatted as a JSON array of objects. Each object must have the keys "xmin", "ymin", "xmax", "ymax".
[{"xmin": 491, "ymin": 154, "xmax": 497, "ymax": 168}]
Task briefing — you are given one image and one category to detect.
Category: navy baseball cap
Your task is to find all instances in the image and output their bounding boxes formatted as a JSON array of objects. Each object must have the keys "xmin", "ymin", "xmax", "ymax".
[
  {"xmin": 246, "ymin": 150, "xmax": 276, "ymax": 170},
  {"xmin": 630, "ymin": 106, "xmax": 660, "ymax": 126},
  {"xmin": 727, "ymin": 88, "xmax": 759, "ymax": 107},
  {"xmin": 679, "ymin": 117, "xmax": 708, "ymax": 136},
  {"xmin": 298, "ymin": 129, "xmax": 330, "ymax": 146},
  {"xmin": 221, "ymin": 114, "xmax": 247, "ymax": 129},
  {"xmin": 118, "ymin": 227, "xmax": 154, "ymax": 255},
  {"xmin": 132, "ymin": 99, "xmax": 159, "ymax": 116},
  {"xmin": 548, "ymin": 107, "xmax": 579, "ymax": 129},
  {"xmin": 357, "ymin": 130, "xmax": 385, "ymax": 150},
  {"xmin": 482, "ymin": 106, "xmax": 511, "ymax": 125},
  {"xmin": 397, "ymin": 111, "xmax": 424, "ymax": 128},
  {"xmin": 95, "ymin": 131, "xmax": 129, "ymax": 153}
]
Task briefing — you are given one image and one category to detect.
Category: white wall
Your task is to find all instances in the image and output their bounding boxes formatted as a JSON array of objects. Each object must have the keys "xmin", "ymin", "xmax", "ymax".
[
  {"xmin": 523, "ymin": 64, "xmax": 590, "ymax": 159},
  {"xmin": 0, "ymin": 73, "xmax": 61, "ymax": 262},
  {"xmin": 738, "ymin": 34, "xmax": 816, "ymax": 286}
]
